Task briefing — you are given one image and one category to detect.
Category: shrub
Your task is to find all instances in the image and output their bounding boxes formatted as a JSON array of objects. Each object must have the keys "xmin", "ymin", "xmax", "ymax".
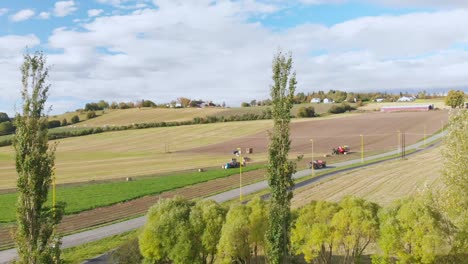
[
  {"xmin": 86, "ymin": 111, "xmax": 97, "ymax": 119},
  {"xmin": 61, "ymin": 118, "xmax": 68, "ymax": 126},
  {"xmin": 297, "ymin": 106, "xmax": 315, "ymax": 118},
  {"xmin": 71, "ymin": 115, "xmax": 80, "ymax": 124},
  {"xmin": 0, "ymin": 121, "xmax": 15, "ymax": 135},
  {"xmin": 47, "ymin": 120, "xmax": 61, "ymax": 129}
]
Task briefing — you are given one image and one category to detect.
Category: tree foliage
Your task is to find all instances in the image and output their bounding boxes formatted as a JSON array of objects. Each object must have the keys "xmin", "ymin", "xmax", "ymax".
[
  {"xmin": 445, "ymin": 90, "xmax": 465, "ymax": 108},
  {"xmin": 70, "ymin": 115, "xmax": 79, "ymax": 124},
  {"xmin": 0, "ymin": 112, "xmax": 10, "ymax": 123},
  {"xmin": 441, "ymin": 109, "xmax": 468, "ymax": 253},
  {"xmin": 0, "ymin": 121, "xmax": 15, "ymax": 135},
  {"xmin": 266, "ymin": 51, "xmax": 297, "ymax": 264},
  {"xmin": 14, "ymin": 52, "xmax": 64, "ymax": 264},
  {"xmin": 377, "ymin": 197, "xmax": 445, "ymax": 264},
  {"xmin": 292, "ymin": 201, "xmax": 339, "ymax": 264}
]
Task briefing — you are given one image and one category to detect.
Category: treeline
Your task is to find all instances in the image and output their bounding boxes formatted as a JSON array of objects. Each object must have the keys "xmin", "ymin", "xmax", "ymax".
[
  {"xmin": 82, "ymin": 97, "xmax": 224, "ymax": 112},
  {"xmin": 0, "ymin": 110, "xmax": 274, "ymax": 146},
  {"xmin": 242, "ymin": 89, "xmax": 443, "ymax": 107},
  {"xmin": 111, "ymin": 194, "xmax": 462, "ymax": 264}
]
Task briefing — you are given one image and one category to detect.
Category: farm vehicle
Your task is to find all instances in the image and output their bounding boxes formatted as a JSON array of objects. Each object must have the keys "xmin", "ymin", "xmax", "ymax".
[
  {"xmin": 332, "ymin": 145, "xmax": 350, "ymax": 155},
  {"xmin": 309, "ymin": 160, "xmax": 327, "ymax": 169},
  {"xmin": 223, "ymin": 158, "xmax": 246, "ymax": 169}
]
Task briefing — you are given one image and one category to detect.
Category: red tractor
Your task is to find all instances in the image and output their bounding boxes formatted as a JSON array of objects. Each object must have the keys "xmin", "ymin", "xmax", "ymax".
[
  {"xmin": 332, "ymin": 145, "xmax": 350, "ymax": 155},
  {"xmin": 309, "ymin": 160, "xmax": 327, "ymax": 169}
]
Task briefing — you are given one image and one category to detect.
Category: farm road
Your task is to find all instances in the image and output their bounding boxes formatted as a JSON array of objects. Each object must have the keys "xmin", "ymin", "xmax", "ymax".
[{"xmin": 0, "ymin": 130, "xmax": 445, "ymax": 263}]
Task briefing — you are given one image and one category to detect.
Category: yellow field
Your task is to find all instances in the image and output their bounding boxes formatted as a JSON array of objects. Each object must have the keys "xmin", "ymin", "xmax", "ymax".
[
  {"xmin": 292, "ymin": 146, "xmax": 443, "ymax": 208},
  {"xmin": 0, "ymin": 120, "xmax": 274, "ymax": 189}
]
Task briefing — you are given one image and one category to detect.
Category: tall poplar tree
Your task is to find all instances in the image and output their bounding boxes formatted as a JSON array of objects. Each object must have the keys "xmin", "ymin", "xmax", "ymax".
[
  {"xmin": 14, "ymin": 52, "xmax": 64, "ymax": 263},
  {"xmin": 266, "ymin": 51, "xmax": 297, "ymax": 263}
]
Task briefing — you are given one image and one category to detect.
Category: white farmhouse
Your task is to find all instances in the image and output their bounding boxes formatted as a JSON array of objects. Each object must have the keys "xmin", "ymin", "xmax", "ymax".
[
  {"xmin": 375, "ymin": 98, "xmax": 384, "ymax": 102},
  {"xmin": 310, "ymin": 98, "xmax": 321, "ymax": 103},
  {"xmin": 323, "ymin": 98, "xmax": 333, "ymax": 104}
]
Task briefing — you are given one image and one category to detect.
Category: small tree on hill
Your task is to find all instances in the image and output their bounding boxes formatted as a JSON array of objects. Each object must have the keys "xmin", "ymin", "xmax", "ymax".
[
  {"xmin": 266, "ymin": 51, "xmax": 297, "ymax": 264},
  {"xmin": 14, "ymin": 52, "xmax": 64, "ymax": 264},
  {"xmin": 445, "ymin": 90, "xmax": 465, "ymax": 108},
  {"xmin": 0, "ymin": 112, "xmax": 10, "ymax": 123}
]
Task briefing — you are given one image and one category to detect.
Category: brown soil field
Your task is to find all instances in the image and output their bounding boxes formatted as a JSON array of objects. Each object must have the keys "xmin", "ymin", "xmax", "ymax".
[{"xmin": 187, "ymin": 110, "xmax": 449, "ymax": 155}]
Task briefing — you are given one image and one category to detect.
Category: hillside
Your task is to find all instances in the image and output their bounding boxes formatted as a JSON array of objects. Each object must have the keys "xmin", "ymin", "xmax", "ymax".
[{"xmin": 48, "ymin": 103, "xmax": 350, "ymax": 128}]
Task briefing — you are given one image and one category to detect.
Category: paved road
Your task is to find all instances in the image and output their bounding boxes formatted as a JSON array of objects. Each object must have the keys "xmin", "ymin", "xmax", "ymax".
[{"xmin": 0, "ymin": 131, "xmax": 445, "ymax": 263}]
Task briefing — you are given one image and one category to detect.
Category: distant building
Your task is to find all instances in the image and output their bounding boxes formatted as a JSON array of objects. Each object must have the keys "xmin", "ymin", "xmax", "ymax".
[
  {"xmin": 175, "ymin": 103, "xmax": 182, "ymax": 108},
  {"xmin": 323, "ymin": 98, "xmax": 332, "ymax": 104},
  {"xmin": 397, "ymin": 96, "xmax": 415, "ymax": 102},
  {"xmin": 375, "ymin": 98, "xmax": 384, "ymax": 102},
  {"xmin": 310, "ymin": 98, "xmax": 321, "ymax": 103}
]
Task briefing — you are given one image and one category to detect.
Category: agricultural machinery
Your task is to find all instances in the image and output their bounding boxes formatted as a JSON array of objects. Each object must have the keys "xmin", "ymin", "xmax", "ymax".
[
  {"xmin": 223, "ymin": 158, "xmax": 246, "ymax": 169},
  {"xmin": 332, "ymin": 145, "xmax": 350, "ymax": 155},
  {"xmin": 309, "ymin": 160, "xmax": 327, "ymax": 169}
]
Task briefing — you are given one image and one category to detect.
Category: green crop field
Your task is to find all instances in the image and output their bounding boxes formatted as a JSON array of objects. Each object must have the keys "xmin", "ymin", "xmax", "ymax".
[
  {"xmin": 292, "ymin": 146, "xmax": 443, "ymax": 208},
  {"xmin": 0, "ymin": 164, "xmax": 264, "ymax": 223}
]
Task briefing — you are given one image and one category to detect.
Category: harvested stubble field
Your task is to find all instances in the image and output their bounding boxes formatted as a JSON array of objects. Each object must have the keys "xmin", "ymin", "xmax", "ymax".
[
  {"xmin": 292, "ymin": 146, "xmax": 443, "ymax": 209},
  {"xmin": 0, "ymin": 111, "xmax": 448, "ymax": 189},
  {"xmin": 66, "ymin": 103, "xmax": 345, "ymax": 128}
]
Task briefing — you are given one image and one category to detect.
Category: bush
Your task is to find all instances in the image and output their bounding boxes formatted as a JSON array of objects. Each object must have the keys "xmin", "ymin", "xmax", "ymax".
[
  {"xmin": 47, "ymin": 120, "xmax": 61, "ymax": 129},
  {"xmin": 111, "ymin": 238, "xmax": 142, "ymax": 263},
  {"xmin": 0, "ymin": 112, "xmax": 10, "ymax": 123},
  {"xmin": 0, "ymin": 121, "xmax": 15, "ymax": 135},
  {"xmin": 297, "ymin": 106, "xmax": 315, "ymax": 118},
  {"xmin": 71, "ymin": 115, "xmax": 80, "ymax": 124},
  {"xmin": 86, "ymin": 111, "xmax": 97, "ymax": 119},
  {"xmin": 61, "ymin": 118, "xmax": 68, "ymax": 126},
  {"xmin": 328, "ymin": 103, "xmax": 355, "ymax": 114}
]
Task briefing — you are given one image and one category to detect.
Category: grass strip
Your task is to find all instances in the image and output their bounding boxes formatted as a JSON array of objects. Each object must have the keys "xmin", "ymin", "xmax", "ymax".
[
  {"xmin": 0, "ymin": 164, "xmax": 264, "ymax": 223},
  {"xmin": 62, "ymin": 229, "xmax": 139, "ymax": 264}
]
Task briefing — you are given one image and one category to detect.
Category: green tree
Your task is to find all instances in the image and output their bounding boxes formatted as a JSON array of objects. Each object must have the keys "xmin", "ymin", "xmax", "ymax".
[
  {"xmin": 217, "ymin": 204, "xmax": 252, "ymax": 264},
  {"xmin": 331, "ymin": 196, "xmax": 379, "ymax": 264},
  {"xmin": 14, "ymin": 52, "xmax": 64, "ymax": 264},
  {"xmin": 291, "ymin": 200, "xmax": 340, "ymax": 264},
  {"xmin": 70, "ymin": 115, "xmax": 79, "ymax": 124},
  {"xmin": 139, "ymin": 197, "xmax": 196, "ymax": 264},
  {"xmin": 0, "ymin": 112, "xmax": 10, "ymax": 123},
  {"xmin": 190, "ymin": 199, "xmax": 227, "ymax": 264},
  {"xmin": 445, "ymin": 90, "xmax": 465, "ymax": 108},
  {"xmin": 266, "ymin": 51, "xmax": 297, "ymax": 264},
  {"xmin": 377, "ymin": 197, "xmax": 445, "ymax": 264},
  {"xmin": 61, "ymin": 118, "xmax": 67, "ymax": 126},
  {"xmin": 441, "ymin": 109, "xmax": 468, "ymax": 254},
  {"xmin": 247, "ymin": 197, "xmax": 269, "ymax": 262}
]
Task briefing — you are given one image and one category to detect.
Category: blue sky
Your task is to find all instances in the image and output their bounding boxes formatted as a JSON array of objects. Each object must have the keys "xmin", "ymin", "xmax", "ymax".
[{"xmin": 0, "ymin": 0, "xmax": 467, "ymax": 115}]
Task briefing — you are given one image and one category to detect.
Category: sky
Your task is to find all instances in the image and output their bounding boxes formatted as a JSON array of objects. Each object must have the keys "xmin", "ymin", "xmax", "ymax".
[{"xmin": 1, "ymin": 0, "xmax": 468, "ymax": 115}]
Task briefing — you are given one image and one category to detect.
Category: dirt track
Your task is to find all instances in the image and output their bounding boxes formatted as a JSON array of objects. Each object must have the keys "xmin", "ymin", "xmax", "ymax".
[{"xmin": 187, "ymin": 111, "xmax": 449, "ymax": 154}]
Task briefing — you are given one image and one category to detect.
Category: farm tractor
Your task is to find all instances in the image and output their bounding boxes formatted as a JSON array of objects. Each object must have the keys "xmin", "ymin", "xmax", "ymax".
[
  {"xmin": 223, "ymin": 158, "xmax": 246, "ymax": 169},
  {"xmin": 332, "ymin": 145, "xmax": 350, "ymax": 155},
  {"xmin": 309, "ymin": 160, "xmax": 327, "ymax": 169}
]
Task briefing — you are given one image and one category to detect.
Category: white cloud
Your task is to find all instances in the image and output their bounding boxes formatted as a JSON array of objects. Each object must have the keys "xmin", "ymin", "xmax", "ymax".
[
  {"xmin": 10, "ymin": 9, "xmax": 35, "ymax": 22},
  {"xmin": 0, "ymin": 8, "xmax": 8, "ymax": 16},
  {"xmin": 1, "ymin": 2, "xmax": 468, "ymax": 114},
  {"xmin": 38, "ymin": 12, "xmax": 51, "ymax": 19},
  {"xmin": 54, "ymin": 0, "xmax": 77, "ymax": 17},
  {"xmin": 88, "ymin": 9, "xmax": 104, "ymax": 17},
  {"xmin": 366, "ymin": 0, "xmax": 468, "ymax": 8}
]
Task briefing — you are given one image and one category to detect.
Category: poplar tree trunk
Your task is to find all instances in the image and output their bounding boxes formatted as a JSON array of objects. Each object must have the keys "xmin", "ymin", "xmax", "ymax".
[
  {"xmin": 14, "ymin": 52, "xmax": 64, "ymax": 264},
  {"xmin": 266, "ymin": 51, "xmax": 297, "ymax": 264}
]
